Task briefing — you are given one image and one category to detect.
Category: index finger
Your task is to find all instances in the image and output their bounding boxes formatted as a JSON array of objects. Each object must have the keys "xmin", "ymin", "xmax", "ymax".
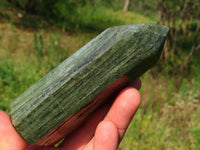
[{"xmin": 104, "ymin": 87, "xmax": 141, "ymax": 139}]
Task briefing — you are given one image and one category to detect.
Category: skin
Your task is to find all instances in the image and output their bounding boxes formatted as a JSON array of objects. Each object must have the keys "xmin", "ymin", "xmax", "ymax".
[{"xmin": 0, "ymin": 78, "xmax": 141, "ymax": 150}]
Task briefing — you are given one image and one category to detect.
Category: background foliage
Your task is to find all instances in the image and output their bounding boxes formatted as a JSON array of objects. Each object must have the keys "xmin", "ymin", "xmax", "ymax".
[{"xmin": 0, "ymin": 0, "xmax": 199, "ymax": 149}]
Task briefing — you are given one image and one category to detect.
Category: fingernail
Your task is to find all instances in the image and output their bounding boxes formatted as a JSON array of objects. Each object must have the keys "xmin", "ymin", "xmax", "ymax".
[{"xmin": 131, "ymin": 78, "xmax": 142, "ymax": 90}]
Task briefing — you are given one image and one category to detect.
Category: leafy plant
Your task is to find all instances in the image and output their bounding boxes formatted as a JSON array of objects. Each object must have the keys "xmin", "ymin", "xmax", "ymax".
[
  {"xmin": 0, "ymin": 59, "xmax": 16, "ymax": 87},
  {"xmin": 34, "ymin": 33, "xmax": 44, "ymax": 59}
]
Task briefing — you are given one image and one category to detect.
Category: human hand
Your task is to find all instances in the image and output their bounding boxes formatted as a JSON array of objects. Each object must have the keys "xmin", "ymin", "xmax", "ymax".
[{"xmin": 0, "ymin": 77, "xmax": 141, "ymax": 150}]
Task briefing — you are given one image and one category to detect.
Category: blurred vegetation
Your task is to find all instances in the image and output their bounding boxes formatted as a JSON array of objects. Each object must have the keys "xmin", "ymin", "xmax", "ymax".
[
  {"xmin": 0, "ymin": 0, "xmax": 199, "ymax": 149},
  {"xmin": 0, "ymin": 0, "xmax": 157, "ymax": 31}
]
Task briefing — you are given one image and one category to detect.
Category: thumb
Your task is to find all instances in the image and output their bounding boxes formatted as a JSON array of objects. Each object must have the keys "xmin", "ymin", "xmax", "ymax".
[{"xmin": 0, "ymin": 110, "xmax": 29, "ymax": 150}]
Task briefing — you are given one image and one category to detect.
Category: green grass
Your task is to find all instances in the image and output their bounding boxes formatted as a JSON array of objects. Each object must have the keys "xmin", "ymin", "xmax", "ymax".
[
  {"xmin": 74, "ymin": 5, "xmax": 156, "ymax": 31},
  {"xmin": 0, "ymin": 7, "xmax": 199, "ymax": 149},
  {"xmin": 0, "ymin": 22, "xmax": 95, "ymax": 112},
  {"xmin": 119, "ymin": 72, "xmax": 200, "ymax": 149}
]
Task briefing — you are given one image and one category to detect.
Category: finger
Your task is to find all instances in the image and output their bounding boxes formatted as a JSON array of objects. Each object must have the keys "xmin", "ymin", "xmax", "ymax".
[
  {"xmin": 71, "ymin": 87, "xmax": 141, "ymax": 150},
  {"xmin": 29, "ymin": 145, "xmax": 59, "ymax": 150},
  {"xmin": 104, "ymin": 87, "xmax": 141, "ymax": 140},
  {"xmin": 59, "ymin": 104, "xmax": 110, "ymax": 150},
  {"xmin": 60, "ymin": 76, "xmax": 129, "ymax": 149},
  {"xmin": 93, "ymin": 121, "xmax": 118, "ymax": 150},
  {"xmin": 0, "ymin": 110, "xmax": 28, "ymax": 150}
]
